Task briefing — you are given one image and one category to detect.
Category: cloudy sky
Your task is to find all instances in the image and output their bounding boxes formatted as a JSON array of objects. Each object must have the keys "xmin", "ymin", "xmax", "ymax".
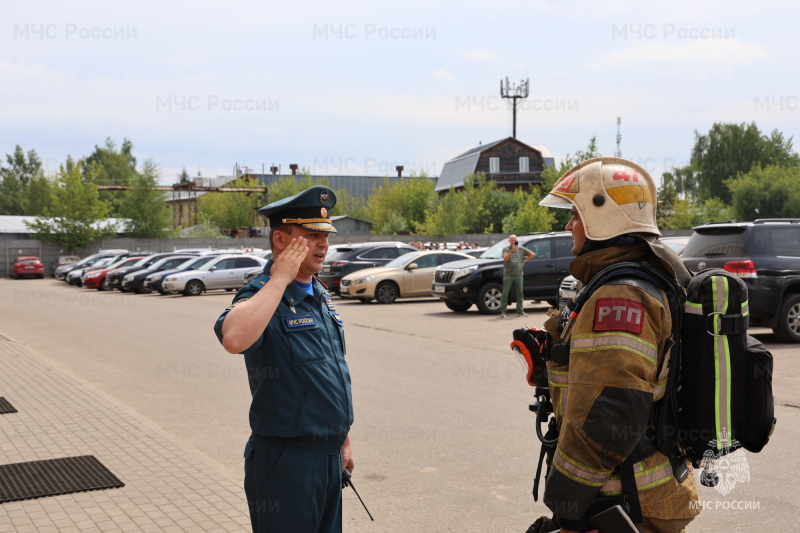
[{"xmin": 3, "ymin": 0, "xmax": 798, "ymax": 186}]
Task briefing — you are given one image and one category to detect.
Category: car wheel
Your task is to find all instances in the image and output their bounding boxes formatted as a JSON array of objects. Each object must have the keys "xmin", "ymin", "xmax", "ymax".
[
  {"xmin": 445, "ymin": 301, "xmax": 471, "ymax": 312},
  {"xmin": 773, "ymin": 294, "xmax": 800, "ymax": 343},
  {"xmin": 184, "ymin": 280, "xmax": 204, "ymax": 296},
  {"xmin": 376, "ymin": 281, "xmax": 399, "ymax": 304},
  {"xmin": 100, "ymin": 278, "xmax": 109, "ymax": 291},
  {"xmin": 476, "ymin": 282, "xmax": 503, "ymax": 314}
]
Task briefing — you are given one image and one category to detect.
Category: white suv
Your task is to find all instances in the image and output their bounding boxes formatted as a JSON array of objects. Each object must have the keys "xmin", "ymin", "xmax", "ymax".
[{"xmin": 162, "ymin": 254, "xmax": 267, "ymax": 296}]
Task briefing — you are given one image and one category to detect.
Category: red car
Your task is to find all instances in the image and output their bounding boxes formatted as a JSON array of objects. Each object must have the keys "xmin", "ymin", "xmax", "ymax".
[
  {"xmin": 10, "ymin": 256, "xmax": 45, "ymax": 279},
  {"xmin": 82, "ymin": 256, "xmax": 147, "ymax": 290}
]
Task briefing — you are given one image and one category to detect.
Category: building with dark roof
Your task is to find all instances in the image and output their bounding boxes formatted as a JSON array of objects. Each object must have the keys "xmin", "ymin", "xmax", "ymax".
[{"xmin": 436, "ymin": 137, "xmax": 554, "ymax": 193}]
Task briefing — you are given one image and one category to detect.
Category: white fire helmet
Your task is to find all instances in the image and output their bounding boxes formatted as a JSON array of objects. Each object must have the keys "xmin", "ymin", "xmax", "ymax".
[{"xmin": 539, "ymin": 157, "xmax": 661, "ymax": 241}]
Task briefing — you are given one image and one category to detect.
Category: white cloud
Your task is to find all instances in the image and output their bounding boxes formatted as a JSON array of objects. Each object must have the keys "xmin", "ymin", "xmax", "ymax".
[
  {"xmin": 432, "ymin": 66, "xmax": 455, "ymax": 82},
  {"xmin": 454, "ymin": 49, "xmax": 501, "ymax": 62},
  {"xmin": 592, "ymin": 39, "xmax": 769, "ymax": 75}
]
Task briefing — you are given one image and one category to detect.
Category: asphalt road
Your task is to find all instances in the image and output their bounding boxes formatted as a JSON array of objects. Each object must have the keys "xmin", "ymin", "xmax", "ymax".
[{"xmin": 1, "ymin": 278, "xmax": 798, "ymax": 532}]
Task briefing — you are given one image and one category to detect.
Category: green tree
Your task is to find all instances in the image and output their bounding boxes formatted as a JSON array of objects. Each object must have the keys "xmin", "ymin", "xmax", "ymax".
[
  {"xmin": 197, "ymin": 176, "xmax": 263, "ymax": 230},
  {"xmin": 366, "ymin": 175, "xmax": 437, "ymax": 234},
  {"xmin": 688, "ymin": 122, "xmax": 799, "ymax": 203},
  {"xmin": 183, "ymin": 214, "xmax": 226, "ymax": 238},
  {"xmin": 84, "ymin": 137, "xmax": 138, "ymax": 214},
  {"xmin": 660, "ymin": 198, "xmax": 735, "ymax": 229},
  {"xmin": 728, "ymin": 165, "xmax": 800, "ymax": 220},
  {"xmin": 502, "ymin": 188, "xmax": 555, "ymax": 234},
  {"xmin": 25, "ymin": 161, "xmax": 115, "ymax": 251},
  {"xmin": 0, "ymin": 145, "xmax": 45, "ymax": 215},
  {"xmin": 179, "ymin": 167, "xmax": 191, "ymax": 183},
  {"xmin": 418, "ymin": 187, "xmax": 466, "ymax": 236},
  {"xmin": 24, "ymin": 174, "xmax": 55, "ymax": 216},
  {"xmin": 119, "ymin": 159, "xmax": 172, "ymax": 237}
]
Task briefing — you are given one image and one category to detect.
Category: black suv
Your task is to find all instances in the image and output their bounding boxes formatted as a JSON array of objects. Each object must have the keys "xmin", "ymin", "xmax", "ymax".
[
  {"xmin": 318, "ymin": 242, "xmax": 418, "ymax": 294},
  {"xmin": 432, "ymin": 232, "xmax": 573, "ymax": 314},
  {"xmin": 681, "ymin": 219, "xmax": 800, "ymax": 342}
]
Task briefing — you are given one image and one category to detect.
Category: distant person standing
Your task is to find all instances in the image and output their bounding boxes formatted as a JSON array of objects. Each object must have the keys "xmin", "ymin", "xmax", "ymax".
[{"xmin": 500, "ymin": 235, "xmax": 534, "ymax": 318}]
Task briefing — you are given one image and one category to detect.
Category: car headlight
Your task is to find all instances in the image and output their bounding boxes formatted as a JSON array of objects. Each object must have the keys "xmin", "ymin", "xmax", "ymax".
[
  {"xmin": 355, "ymin": 275, "xmax": 374, "ymax": 285},
  {"xmin": 166, "ymin": 276, "xmax": 177, "ymax": 282},
  {"xmin": 451, "ymin": 265, "xmax": 478, "ymax": 282},
  {"xmin": 123, "ymin": 275, "xmax": 132, "ymax": 282},
  {"xmin": 152, "ymin": 275, "xmax": 162, "ymax": 281}
]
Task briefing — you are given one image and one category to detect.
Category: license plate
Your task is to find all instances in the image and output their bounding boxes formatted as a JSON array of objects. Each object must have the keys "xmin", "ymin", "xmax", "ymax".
[
  {"xmin": 323, "ymin": 266, "xmax": 331, "ymax": 273},
  {"xmin": 561, "ymin": 290, "xmax": 576, "ymax": 300},
  {"xmin": 25, "ymin": 266, "xmax": 34, "ymax": 269},
  {"xmin": 433, "ymin": 285, "xmax": 445, "ymax": 293},
  {"xmin": 340, "ymin": 287, "xmax": 349, "ymax": 295}
]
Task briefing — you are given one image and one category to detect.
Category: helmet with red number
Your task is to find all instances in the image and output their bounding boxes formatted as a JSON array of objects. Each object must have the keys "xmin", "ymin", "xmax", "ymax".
[{"xmin": 539, "ymin": 157, "xmax": 660, "ymax": 240}]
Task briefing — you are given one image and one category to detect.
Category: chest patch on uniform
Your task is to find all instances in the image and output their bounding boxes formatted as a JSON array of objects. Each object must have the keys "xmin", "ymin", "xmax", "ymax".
[
  {"xmin": 593, "ymin": 298, "xmax": 644, "ymax": 333},
  {"xmin": 285, "ymin": 315, "xmax": 317, "ymax": 328}
]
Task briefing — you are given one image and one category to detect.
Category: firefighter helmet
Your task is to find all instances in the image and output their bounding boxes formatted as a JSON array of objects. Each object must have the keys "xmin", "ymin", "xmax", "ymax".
[{"xmin": 539, "ymin": 157, "xmax": 660, "ymax": 241}]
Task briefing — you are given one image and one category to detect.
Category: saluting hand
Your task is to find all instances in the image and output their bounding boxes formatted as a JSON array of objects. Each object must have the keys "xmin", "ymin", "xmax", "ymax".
[{"xmin": 272, "ymin": 237, "xmax": 309, "ymax": 285}]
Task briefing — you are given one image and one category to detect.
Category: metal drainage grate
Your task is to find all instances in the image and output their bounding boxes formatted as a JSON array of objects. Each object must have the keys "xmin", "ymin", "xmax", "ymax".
[
  {"xmin": 0, "ymin": 397, "xmax": 17, "ymax": 414},
  {"xmin": 0, "ymin": 455, "xmax": 124, "ymax": 504}
]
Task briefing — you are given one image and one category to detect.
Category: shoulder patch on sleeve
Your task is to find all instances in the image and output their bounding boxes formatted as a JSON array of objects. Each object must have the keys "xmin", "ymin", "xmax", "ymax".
[
  {"xmin": 593, "ymin": 297, "xmax": 645, "ymax": 333},
  {"xmin": 226, "ymin": 297, "xmax": 250, "ymax": 310}
]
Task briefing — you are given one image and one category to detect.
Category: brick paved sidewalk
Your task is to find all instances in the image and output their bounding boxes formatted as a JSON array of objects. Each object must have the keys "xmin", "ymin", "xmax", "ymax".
[{"xmin": 0, "ymin": 334, "xmax": 250, "ymax": 533}]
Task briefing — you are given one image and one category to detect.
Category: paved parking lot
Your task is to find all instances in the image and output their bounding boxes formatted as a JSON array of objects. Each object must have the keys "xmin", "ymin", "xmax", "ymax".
[{"xmin": 1, "ymin": 278, "xmax": 798, "ymax": 531}]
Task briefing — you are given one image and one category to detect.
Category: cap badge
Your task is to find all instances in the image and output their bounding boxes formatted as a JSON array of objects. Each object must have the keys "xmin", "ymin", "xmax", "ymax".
[
  {"xmin": 319, "ymin": 189, "xmax": 330, "ymax": 205},
  {"xmin": 320, "ymin": 207, "xmax": 328, "ymax": 218}
]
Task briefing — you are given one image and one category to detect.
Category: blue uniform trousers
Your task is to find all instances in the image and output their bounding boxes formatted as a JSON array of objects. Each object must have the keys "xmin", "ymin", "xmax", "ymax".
[{"xmin": 244, "ymin": 435, "xmax": 342, "ymax": 533}]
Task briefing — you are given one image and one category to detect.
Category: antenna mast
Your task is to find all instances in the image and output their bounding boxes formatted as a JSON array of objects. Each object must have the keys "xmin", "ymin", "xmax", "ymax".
[
  {"xmin": 615, "ymin": 117, "xmax": 622, "ymax": 157},
  {"xmin": 500, "ymin": 77, "xmax": 529, "ymax": 139}
]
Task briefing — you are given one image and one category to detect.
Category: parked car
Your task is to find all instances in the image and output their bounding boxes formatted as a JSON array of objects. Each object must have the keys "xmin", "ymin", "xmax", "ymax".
[
  {"xmin": 432, "ymin": 232, "xmax": 573, "ymax": 314},
  {"xmin": 143, "ymin": 255, "xmax": 226, "ymax": 294},
  {"xmin": 121, "ymin": 255, "xmax": 200, "ymax": 293},
  {"xmin": 661, "ymin": 236, "xmax": 691, "ymax": 256},
  {"xmin": 106, "ymin": 252, "xmax": 195, "ymax": 291},
  {"xmin": 463, "ymin": 248, "xmax": 489, "ymax": 258},
  {"xmin": 54, "ymin": 250, "xmax": 129, "ymax": 281},
  {"xmin": 67, "ymin": 254, "xmax": 131, "ymax": 286},
  {"xmin": 82, "ymin": 256, "xmax": 148, "ymax": 290},
  {"xmin": 49, "ymin": 255, "xmax": 80, "ymax": 277},
  {"xmin": 10, "ymin": 256, "xmax": 45, "ymax": 279},
  {"xmin": 318, "ymin": 242, "xmax": 418, "ymax": 294},
  {"xmin": 681, "ymin": 219, "xmax": 800, "ymax": 342},
  {"xmin": 162, "ymin": 254, "xmax": 267, "ymax": 296},
  {"xmin": 340, "ymin": 250, "xmax": 474, "ymax": 304}
]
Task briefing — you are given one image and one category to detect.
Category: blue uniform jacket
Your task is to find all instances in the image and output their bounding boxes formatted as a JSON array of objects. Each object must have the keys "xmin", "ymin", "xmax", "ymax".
[{"xmin": 214, "ymin": 260, "xmax": 353, "ymax": 453}]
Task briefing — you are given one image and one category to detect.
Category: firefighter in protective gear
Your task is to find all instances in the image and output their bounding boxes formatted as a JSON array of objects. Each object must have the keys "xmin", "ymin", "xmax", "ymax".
[{"xmin": 538, "ymin": 158, "xmax": 700, "ymax": 533}]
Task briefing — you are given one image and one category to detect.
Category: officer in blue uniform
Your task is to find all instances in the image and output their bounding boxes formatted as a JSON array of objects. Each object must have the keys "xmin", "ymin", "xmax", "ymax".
[{"xmin": 214, "ymin": 186, "xmax": 354, "ymax": 533}]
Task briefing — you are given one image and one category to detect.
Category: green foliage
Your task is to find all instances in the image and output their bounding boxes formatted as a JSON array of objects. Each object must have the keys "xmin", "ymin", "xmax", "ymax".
[
  {"xmin": 418, "ymin": 187, "xmax": 466, "ymax": 237},
  {"xmin": 198, "ymin": 176, "xmax": 263, "ymax": 229},
  {"xmin": 0, "ymin": 145, "xmax": 46, "ymax": 215},
  {"xmin": 183, "ymin": 214, "xmax": 226, "ymax": 238},
  {"xmin": 660, "ymin": 198, "xmax": 735, "ymax": 229},
  {"xmin": 689, "ymin": 122, "xmax": 799, "ymax": 203},
  {"xmin": 84, "ymin": 137, "xmax": 139, "ymax": 215},
  {"xmin": 728, "ymin": 165, "xmax": 800, "ymax": 220},
  {"xmin": 377, "ymin": 211, "xmax": 409, "ymax": 234},
  {"xmin": 119, "ymin": 159, "xmax": 172, "ymax": 237},
  {"xmin": 366, "ymin": 175, "xmax": 437, "ymax": 234},
  {"xmin": 25, "ymin": 161, "xmax": 115, "ymax": 251},
  {"xmin": 179, "ymin": 167, "xmax": 190, "ymax": 183},
  {"xmin": 502, "ymin": 189, "xmax": 555, "ymax": 234}
]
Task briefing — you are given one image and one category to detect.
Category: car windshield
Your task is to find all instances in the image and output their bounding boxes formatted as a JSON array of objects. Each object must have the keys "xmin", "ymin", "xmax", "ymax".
[
  {"xmin": 128, "ymin": 256, "xmax": 152, "ymax": 268},
  {"xmin": 147, "ymin": 257, "xmax": 187, "ymax": 270},
  {"xmin": 93, "ymin": 257, "xmax": 115, "ymax": 267},
  {"xmin": 325, "ymin": 249, "xmax": 355, "ymax": 262},
  {"xmin": 179, "ymin": 256, "xmax": 214, "ymax": 269},
  {"xmin": 384, "ymin": 252, "xmax": 419, "ymax": 268},
  {"xmin": 481, "ymin": 239, "xmax": 515, "ymax": 259},
  {"xmin": 19, "ymin": 258, "xmax": 40, "ymax": 263}
]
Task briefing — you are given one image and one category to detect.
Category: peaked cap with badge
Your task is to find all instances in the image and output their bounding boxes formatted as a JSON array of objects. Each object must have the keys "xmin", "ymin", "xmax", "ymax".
[{"xmin": 258, "ymin": 185, "xmax": 337, "ymax": 233}]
